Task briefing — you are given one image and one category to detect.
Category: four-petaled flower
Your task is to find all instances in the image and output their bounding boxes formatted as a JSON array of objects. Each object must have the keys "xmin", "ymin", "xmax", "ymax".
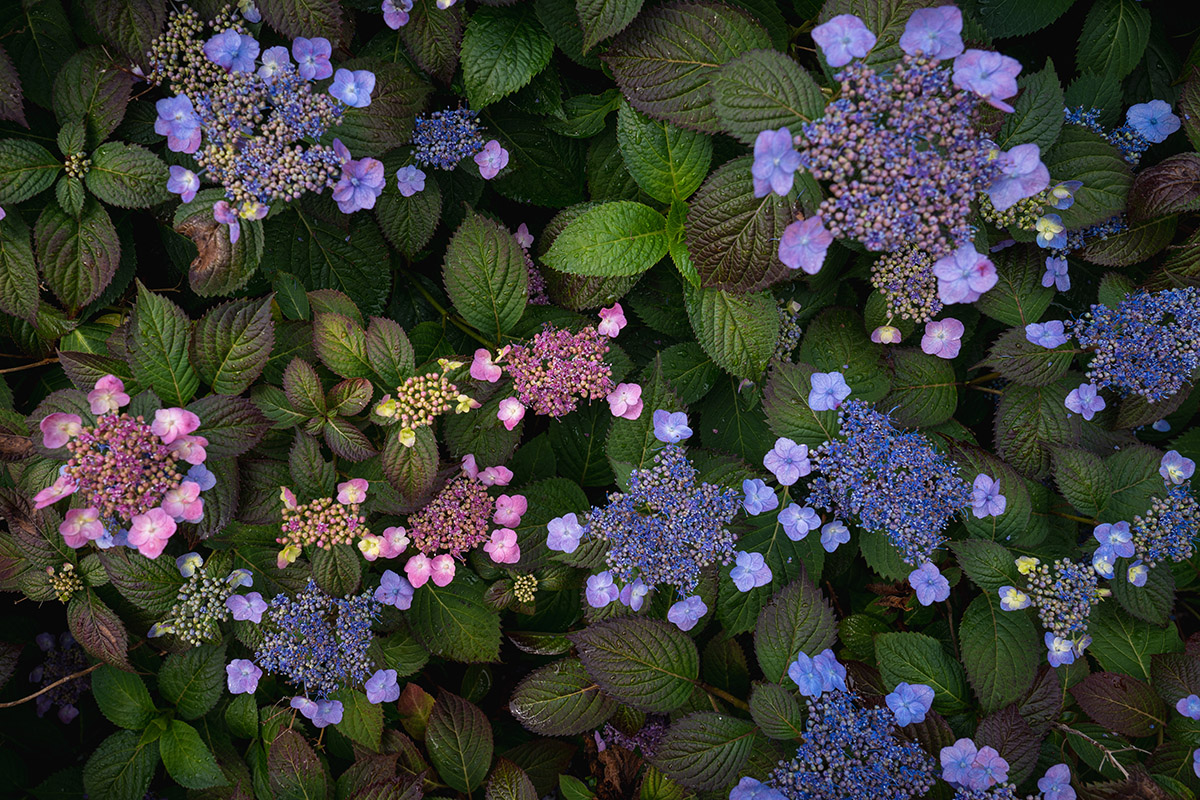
[
  {"xmin": 933, "ymin": 245, "xmax": 997, "ymax": 304},
  {"xmin": 940, "ymin": 738, "xmax": 979, "ymax": 786},
  {"xmin": 40, "ymin": 412, "xmax": 81, "ymax": 449},
  {"xmin": 1043, "ymin": 256, "xmax": 1070, "ymax": 291},
  {"xmin": 395, "ymin": 165, "xmax": 426, "ymax": 197},
  {"xmin": 885, "ymin": 682, "xmax": 935, "ymax": 726},
  {"xmin": 127, "ymin": 508, "xmax": 177, "ymax": 559},
  {"xmin": 952, "ymin": 49, "xmax": 1021, "ymax": 112},
  {"xmin": 778, "ymin": 215, "xmax": 833, "ymax": 274},
  {"xmin": 1045, "ymin": 633, "xmax": 1076, "ymax": 667},
  {"xmin": 292, "ymin": 37, "xmax": 333, "ymax": 81},
  {"xmin": 1065, "ymin": 382, "xmax": 1106, "ymax": 420},
  {"xmin": 547, "ymin": 513, "xmax": 584, "ymax": 553},
  {"xmin": 152, "ymin": 407, "xmax": 201, "ymax": 444},
  {"xmin": 167, "ymin": 166, "xmax": 200, "ymax": 204},
  {"xmin": 333, "ymin": 157, "xmax": 386, "ymax": 214},
  {"xmin": 871, "ymin": 325, "xmax": 902, "ymax": 344},
  {"xmin": 61, "ymin": 507, "xmax": 103, "ymax": 548},
  {"xmin": 1178, "ymin": 694, "xmax": 1200, "ymax": 720},
  {"xmin": 329, "ymin": 69, "xmax": 376, "ymax": 108},
  {"xmin": 899, "ymin": 5, "xmax": 963, "ymax": 60},
  {"xmin": 811, "ymin": 14, "xmax": 877, "ymax": 67},
  {"xmin": 667, "ymin": 595, "xmax": 707, "ymax": 631},
  {"xmin": 808, "ymin": 371, "xmax": 851, "ymax": 411},
  {"xmin": 998, "ymin": 585, "xmax": 1030, "ymax": 611},
  {"xmin": 986, "ymin": 144, "xmax": 1049, "ymax": 211},
  {"xmin": 619, "ymin": 578, "xmax": 649, "ymax": 611},
  {"xmin": 204, "ymin": 29, "xmax": 259, "ymax": 73},
  {"xmin": 483, "ymin": 528, "xmax": 520, "ymax": 564},
  {"xmin": 653, "ymin": 410, "xmax": 692, "ymax": 443},
  {"xmin": 497, "ymin": 397, "xmax": 526, "ymax": 431},
  {"xmin": 1127, "ymin": 100, "xmax": 1181, "ymax": 144},
  {"xmin": 729, "ymin": 777, "xmax": 786, "ymax": 800},
  {"xmin": 598, "ymin": 303, "xmax": 627, "ymax": 337},
  {"xmin": 471, "ymin": 348, "xmax": 502, "ymax": 382},
  {"xmin": 970, "ymin": 474, "xmax": 1006, "ymax": 518},
  {"xmin": 493, "ymin": 494, "xmax": 527, "ymax": 528},
  {"xmin": 921, "ymin": 318, "xmax": 965, "ymax": 359},
  {"xmin": 729, "ymin": 550, "xmax": 772, "ymax": 592},
  {"xmin": 257, "ymin": 45, "xmax": 289, "ymax": 82},
  {"xmin": 742, "ymin": 478, "xmax": 778, "ymax": 515},
  {"xmin": 586, "ymin": 571, "xmax": 620, "ymax": 608},
  {"xmin": 1161, "ymin": 450, "xmax": 1196, "ymax": 485},
  {"xmin": 226, "ymin": 592, "xmax": 268, "ymax": 623},
  {"xmin": 763, "ymin": 437, "xmax": 811, "ymax": 485},
  {"xmin": 751, "ymin": 128, "xmax": 800, "ymax": 197},
  {"xmin": 1025, "ymin": 320, "xmax": 1070, "ymax": 348},
  {"xmin": 365, "ymin": 668, "xmax": 400, "ymax": 704},
  {"xmin": 474, "ymin": 140, "xmax": 509, "ymax": 179},
  {"xmin": 820, "ymin": 520, "xmax": 850, "ymax": 552},
  {"xmin": 606, "ymin": 383, "xmax": 643, "ymax": 420},
  {"xmin": 909, "ymin": 561, "xmax": 950, "ymax": 606},
  {"xmin": 375, "ymin": 569, "xmax": 415, "ymax": 609},
  {"xmin": 383, "ymin": 0, "xmax": 413, "ymax": 29},
  {"xmin": 779, "ymin": 504, "xmax": 821, "ymax": 541},
  {"xmin": 154, "ymin": 95, "xmax": 201, "ymax": 153},
  {"xmin": 337, "ymin": 478, "xmax": 369, "ymax": 505},
  {"xmin": 1035, "ymin": 214, "xmax": 1066, "ymax": 249},
  {"xmin": 226, "ymin": 659, "xmax": 262, "ymax": 694},
  {"xmin": 1037, "ymin": 763, "xmax": 1076, "ymax": 800},
  {"xmin": 1128, "ymin": 560, "xmax": 1148, "ymax": 587}
]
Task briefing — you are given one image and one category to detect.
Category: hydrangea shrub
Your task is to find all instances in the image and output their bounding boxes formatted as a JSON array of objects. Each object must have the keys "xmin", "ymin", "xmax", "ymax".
[{"xmin": 0, "ymin": 0, "xmax": 1198, "ymax": 799}]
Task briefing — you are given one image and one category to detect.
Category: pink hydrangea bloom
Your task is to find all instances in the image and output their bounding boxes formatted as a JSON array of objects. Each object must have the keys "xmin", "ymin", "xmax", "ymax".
[
  {"xmin": 493, "ymin": 494, "xmax": 527, "ymax": 527},
  {"xmin": 168, "ymin": 434, "xmax": 208, "ymax": 465},
  {"xmin": 921, "ymin": 318, "xmax": 965, "ymax": 359},
  {"xmin": 337, "ymin": 478, "xmax": 369, "ymax": 505},
  {"xmin": 358, "ymin": 533, "xmax": 386, "ymax": 561},
  {"xmin": 479, "ymin": 466, "xmax": 513, "ymax": 486},
  {"xmin": 597, "ymin": 304, "xmax": 627, "ymax": 338},
  {"xmin": 497, "ymin": 397, "xmax": 526, "ymax": 431},
  {"xmin": 514, "ymin": 223, "xmax": 534, "ymax": 249},
  {"xmin": 88, "ymin": 375, "xmax": 130, "ymax": 415},
  {"xmin": 127, "ymin": 508, "xmax": 177, "ymax": 559},
  {"xmin": 871, "ymin": 325, "xmax": 902, "ymax": 344},
  {"xmin": 430, "ymin": 553, "xmax": 456, "ymax": 586},
  {"xmin": 405, "ymin": 553, "xmax": 432, "ymax": 587},
  {"xmin": 470, "ymin": 349, "xmax": 502, "ymax": 382},
  {"xmin": 151, "ymin": 408, "xmax": 201, "ymax": 444},
  {"xmin": 381, "ymin": 526, "xmax": 410, "ymax": 558},
  {"xmin": 607, "ymin": 383, "xmax": 643, "ymax": 420},
  {"xmin": 33, "ymin": 475, "xmax": 78, "ymax": 509},
  {"xmin": 40, "ymin": 413, "xmax": 82, "ymax": 449},
  {"xmin": 162, "ymin": 481, "xmax": 204, "ymax": 522},
  {"xmin": 484, "ymin": 528, "xmax": 520, "ymax": 563},
  {"xmin": 60, "ymin": 507, "xmax": 104, "ymax": 548}
]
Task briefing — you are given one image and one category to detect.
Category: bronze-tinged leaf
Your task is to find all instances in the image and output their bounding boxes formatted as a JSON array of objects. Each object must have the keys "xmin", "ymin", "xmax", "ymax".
[
  {"xmin": 1070, "ymin": 671, "xmax": 1168, "ymax": 738},
  {"xmin": 0, "ymin": 43, "xmax": 27, "ymax": 127},
  {"xmin": 1129, "ymin": 153, "xmax": 1200, "ymax": 220},
  {"xmin": 67, "ymin": 590, "xmax": 131, "ymax": 670},
  {"xmin": 974, "ymin": 705, "xmax": 1043, "ymax": 786},
  {"xmin": 585, "ymin": 735, "xmax": 642, "ymax": 800}
]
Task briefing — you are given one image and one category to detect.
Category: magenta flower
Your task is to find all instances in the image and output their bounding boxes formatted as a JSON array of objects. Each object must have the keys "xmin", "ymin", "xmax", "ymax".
[
  {"xmin": 730, "ymin": 550, "xmax": 772, "ymax": 592},
  {"xmin": 1065, "ymin": 382, "xmax": 1106, "ymax": 420},
  {"xmin": 169, "ymin": 434, "xmax": 208, "ymax": 465},
  {"xmin": 986, "ymin": 144, "xmax": 1049, "ymax": 212},
  {"xmin": 257, "ymin": 45, "xmax": 289, "ymax": 82},
  {"xmin": 1042, "ymin": 256, "xmax": 1070, "ymax": 291},
  {"xmin": 127, "ymin": 508, "xmax": 177, "ymax": 559},
  {"xmin": 162, "ymin": 480, "xmax": 204, "ymax": 522},
  {"xmin": 60, "ymin": 507, "xmax": 104, "ymax": 548},
  {"xmin": 933, "ymin": 245, "xmax": 997, "ymax": 304},
  {"xmin": 337, "ymin": 478, "xmax": 369, "ymax": 505},
  {"xmin": 493, "ymin": 494, "xmax": 527, "ymax": 527},
  {"xmin": 652, "ymin": 410, "xmax": 691, "ymax": 443},
  {"xmin": 909, "ymin": 562, "xmax": 949, "ymax": 605},
  {"xmin": 204, "ymin": 28, "xmax": 259, "ymax": 73},
  {"xmin": 470, "ymin": 348, "xmax": 502, "ymax": 382},
  {"xmin": 474, "ymin": 139, "xmax": 509, "ymax": 179},
  {"xmin": 597, "ymin": 303, "xmax": 627, "ymax": 337},
  {"xmin": 40, "ymin": 412, "xmax": 82, "ymax": 449},
  {"xmin": 808, "ymin": 371, "xmax": 851, "ymax": 411},
  {"xmin": 478, "ymin": 465, "xmax": 512, "ymax": 486},
  {"xmin": 899, "ymin": 6, "xmax": 963, "ymax": 60},
  {"xmin": 547, "ymin": 513, "xmax": 584, "ymax": 553},
  {"xmin": 921, "ymin": 318, "xmax": 964, "ymax": 359},
  {"xmin": 226, "ymin": 659, "xmax": 261, "ymax": 694},
  {"xmin": 666, "ymin": 594, "xmax": 707, "ymax": 631},
  {"xmin": 226, "ymin": 591, "xmax": 268, "ymax": 623},
  {"xmin": 820, "ymin": 520, "xmax": 850, "ymax": 552},
  {"xmin": 586, "ymin": 571, "xmax": 620, "ymax": 608},
  {"xmin": 291, "ymin": 37, "xmax": 333, "ymax": 81},
  {"xmin": 970, "ymin": 474, "xmax": 1006, "ymax": 518},
  {"xmin": 1025, "ymin": 320, "xmax": 1069, "ymax": 348},
  {"xmin": 395, "ymin": 164, "xmax": 426, "ymax": 197},
  {"xmin": 379, "ymin": 526, "xmax": 409, "ymax": 558},
  {"xmin": 763, "ymin": 437, "xmax": 811, "ymax": 485},
  {"xmin": 885, "ymin": 682, "xmax": 935, "ymax": 726},
  {"xmin": 383, "ymin": 0, "xmax": 413, "ymax": 29},
  {"xmin": 429, "ymin": 553, "xmax": 456, "ymax": 586},
  {"xmin": 497, "ymin": 397, "xmax": 525, "ymax": 431},
  {"xmin": 751, "ymin": 128, "xmax": 800, "ymax": 197},
  {"xmin": 33, "ymin": 474, "xmax": 77, "ymax": 509},
  {"xmin": 1127, "ymin": 99, "xmax": 1180, "ymax": 143},
  {"xmin": 213, "ymin": 201, "xmax": 241, "ymax": 244},
  {"xmin": 606, "ymin": 383, "xmax": 643, "ymax": 420},
  {"xmin": 1161, "ymin": 450, "xmax": 1196, "ymax": 485},
  {"xmin": 375, "ymin": 568, "xmax": 415, "ymax": 609},
  {"xmin": 333, "ymin": 157, "xmax": 385, "ymax": 214},
  {"xmin": 514, "ymin": 223, "xmax": 534, "ymax": 249},
  {"xmin": 778, "ymin": 504, "xmax": 820, "ymax": 541},
  {"xmin": 812, "ymin": 14, "xmax": 876, "ymax": 67},
  {"xmin": 404, "ymin": 553, "xmax": 432, "ymax": 587},
  {"xmin": 329, "ymin": 68, "xmax": 375, "ymax": 108},
  {"xmin": 778, "ymin": 215, "xmax": 833, "ymax": 274},
  {"xmin": 366, "ymin": 668, "xmax": 400, "ymax": 704},
  {"xmin": 952, "ymin": 49, "xmax": 1021, "ymax": 112},
  {"xmin": 484, "ymin": 528, "xmax": 520, "ymax": 564}
]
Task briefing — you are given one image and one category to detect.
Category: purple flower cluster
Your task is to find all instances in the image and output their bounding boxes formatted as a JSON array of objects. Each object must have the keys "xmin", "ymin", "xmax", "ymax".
[{"xmin": 503, "ymin": 324, "xmax": 615, "ymax": 418}]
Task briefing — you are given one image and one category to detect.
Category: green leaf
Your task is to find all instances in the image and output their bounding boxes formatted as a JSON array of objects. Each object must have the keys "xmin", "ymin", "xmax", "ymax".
[
  {"xmin": 462, "ymin": 5, "xmax": 554, "ymax": 108},
  {"xmin": 225, "ymin": 693, "xmax": 258, "ymax": 739},
  {"xmin": 380, "ymin": 423, "xmax": 440, "ymax": 505},
  {"xmin": 711, "ymin": 49, "xmax": 825, "ymax": 145},
  {"xmin": 603, "ymin": 1, "xmax": 770, "ymax": 133},
  {"xmin": 0, "ymin": 138, "xmax": 59, "ymax": 205},
  {"xmin": 996, "ymin": 59, "xmax": 1064, "ymax": 152},
  {"xmin": 546, "ymin": 90, "xmax": 621, "ymax": 138},
  {"xmin": 313, "ymin": 311, "xmax": 372, "ymax": 379},
  {"xmin": 408, "ymin": 577, "xmax": 502, "ymax": 662},
  {"xmin": 1076, "ymin": 0, "xmax": 1151, "ymax": 79},
  {"xmin": 876, "ymin": 632, "xmax": 971, "ymax": 714},
  {"xmin": 333, "ymin": 60, "xmax": 429, "ymax": 154},
  {"xmin": 1065, "ymin": 73, "xmax": 1124, "ymax": 127},
  {"xmin": 1089, "ymin": 601, "xmax": 1183, "ymax": 679},
  {"xmin": 985, "ymin": 327, "xmax": 1074, "ymax": 387},
  {"xmin": 427, "ymin": 691, "xmax": 494, "ymax": 793},
  {"xmin": 1045, "ymin": 126, "xmax": 1133, "ymax": 229},
  {"xmin": 268, "ymin": 729, "xmax": 329, "ymax": 800},
  {"xmin": 975, "ymin": 245, "xmax": 1055, "ymax": 328},
  {"xmin": 128, "ymin": 281, "xmax": 199, "ymax": 406},
  {"xmin": 577, "ymin": 0, "xmax": 643, "ymax": 52},
  {"xmin": 333, "ymin": 688, "xmax": 384, "ymax": 751},
  {"xmin": 952, "ymin": 540, "xmax": 1021, "ymax": 594},
  {"xmin": 749, "ymin": 681, "xmax": 804, "ymax": 739},
  {"xmin": 366, "ymin": 316, "xmax": 415, "ymax": 389},
  {"xmin": 159, "ymin": 719, "xmax": 226, "ymax": 790},
  {"xmin": 52, "ymin": 48, "xmax": 133, "ymax": 148},
  {"xmin": 159, "ymin": 644, "xmax": 225, "ymax": 720},
  {"xmin": 606, "ymin": 354, "xmax": 682, "ymax": 483},
  {"xmin": 0, "ymin": 43, "xmax": 25, "ymax": 127},
  {"xmin": 1105, "ymin": 444, "xmax": 1165, "ymax": 523},
  {"xmin": 486, "ymin": 758, "xmax": 539, "ymax": 800},
  {"xmin": 650, "ymin": 713, "xmax": 756, "ymax": 791},
  {"xmin": 976, "ymin": 0, "xmax": 1077, "ymax": 38},
  {"xmin": 754, "ymin": 569, "xmax": 838, "ymax": 683},
  {"xmin": 283, "ymin": 359, "xmax": 326, "ymax": 419},
  {"xmin": 684, "ymin": 285, "xmax": 778, "ymax": 380},
  {"xmin": 191, "ymin": 296, "xmax": 275, "ymax": 396},
  {"xmin": 0, "ymin": 211, "xmax": 39, "ymax": 322},
  {"xmin": 83, "ymin": 730, "xmax": 158, "ymax": 800},
  {"xmin": 542, "ymin": 201, "xmax": 668, "ymax": 278},
  {"xmin": 257, "ymin": 0, "xmax": 348, "ymax": 48},
  {"xmin": 659, "ymin": 341, "xmax": 720, "ymax": 404},
  {"xmin": 443, "ymin": 213, "xmax": 529, "ymax": 338},
  {"xmin": 186, "ymin": 395, "xmax": 270, "ymax": 458},
  {"xmin": 559, "ymin": 775, "xmax": 594, "ymax": 800},
  {"xmin": 880, "ymin": 348, "xmax": 958, "ymax": 427},
  {"xmin": 36, "ymin": 197, "xmax": 120, "ymax": 312},
  {"xmin": 1079, "ymin": 215, "xmax": 1176, "ymax": 266},
  {"xmin": 68, "ymin": 589, "xmax": 130, "ymax": 670},
  {"xmin": 572, "ymin": 617, "xmax": 699, "ymax": 713},
  {"xmin": 995, "ymin": 379, "xmax": 1077, "ymax": 479},
  {"xmin": 100, "ymin": 548, "xmax": 186, "ymax": 616},
  {"xmin": 509, "ymin": 658, "xmax": 617, "ymax": 736},
  {"xmin": 1112, "ymin": 558, "xmax": 1174, "ymax": 625},
  {"xmin": 616, "ymin": 100, "xmax": 711, "ymax": 203},
  {"xmin": 1052, "ymin": 446, "xmax": 1114, "ymax": 518},
  {"xmin": 1071, "ymin": 671, "xmax": 1168, "ymax": 737},
  {"xmin": 375, "ymin": 167, "xmax": 442, "ymax": 258},
  {"xmin": 399, "ymin": 0, "xmax": 464, "ymax": 83},
  {"xmin": 798, "ymin": 308, "xmax": 891, "ymax": 400},
  {"xmin": 818, "ymin": 0, "xmax": 934, "ymax": 69},
  {"xmin": 92, "ymin": 665, "xmax": 156, "ymax": 730},
  {"xmin": 685, "ymin": 155, "xmax": 801, "ymax": 292},
  {"xmin": 312, "ymin": 544, "xmax": 362, "ymax": 595},
  {"xmin": 7, "ymin": 0, "xmax": 74, "ymax": 110},
  {"xmin": 485, "ymin": 107, "xmax": 587, "ymax": 208},
  {"xmin": 1130, "ymin": 155, "xmax": 1200, "ymax": 220},
  {"xmin": 85, "ymin": 0, "xmax": 166, "ymax": 63},
  {"xmin": 172, "ymin": 188, "xmax": 264, "ymax": 298},
  {"xmin": 960, "ymin": 592, "xmax": 1040, "ymax": 713},
  {"xmin": 762, "ymin": 361, "xmax": 840, "ymax": 448},
  {"xmin": 84, "ymin": 142, "xmax": 169, "ymax": 208}
]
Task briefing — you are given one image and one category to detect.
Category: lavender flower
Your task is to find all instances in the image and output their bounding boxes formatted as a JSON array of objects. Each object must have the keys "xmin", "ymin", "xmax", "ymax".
[
  {"xmin": 1064, "ymin": 382, "xmax": 1105, "ymax": 420},
  {"xmin": 933, "ymin": 245, "xmax": 997, "ymax": 304},
  {"xmin": 808, "ymin": 371, "xmax": 851, "ymax": 411},
  {"xmin": 586, "ymin": 571, "xmax": 620, "ymax": 608},
  {"xmin": 1034, "ymin": 214, "xmax": 1067, "ymax": 249},
  {"xmin": 751, "ymin": 128, "xmax": 800, "ymax": 197},
  {"xmin": 547, "ymin": 513, "xmax": 584, "ymax": 553},
  {"xmin": 1042, "ymin": 256, "xmax": 1070, "ymax": 291},
  {"xmin": 952, "ymin": 50, "xmax": 1021, "ymax": 112},
  {"xmin": 998, "ymin": 586, "xmax": 1030, "ymax": 611},
  {"xmin": 921, "ymin": 318, "xmax": 964, "ymax": 359},
  {"xmin": 986, "ymin": 144, "xmax": 1049, "ymax": 212},
  {"xmin": 743, "ymin": 479, "xmax": 779, "ymax": 515},
  {"xmin": 820, "ymin": 521, "xmax": 850, "ymax": 552},
  {"xmin": 226, "ymin": 591, "xmax": 268, "ymax": 622},
  {"xmin": 204, "ymin": 28, "xmax": 259, "ymax": 73},
  {"xmin": 730, "ymin": 551, "xmax": 772, "ymax": 591},
  {"xmin": 778, "ymin": 215, "xmax": 833, "ymax": 274},
  {"xmin": 395, "ymin": 165, "xmax": 426, "ymax": 196},
  {"xmin": 375, "ymin": 569, "xmax": 415, "ymax": 610},
  {"xmin": 1161, "ymin": 451, "xmax": 1196, "ymax": 485},
  {"xmin": 1024, "ymin": 320, "xmax": 1069, "ymax": 348},
  {"xmin": 257, "ymin": 45, "xmax": 289, "ymax": 81},
  {"xmin": 764, "ymin": 438, "xmax": 812, "ymax": 485},
  {"xmin": 365, "ymin": 669, "xmax": 400, "ymax": 704},
  {"xmin": 291, "ymin": 37, "xmax": 333, "ymax": 81},
  {"xmin": 885, "ymin": 682, "xmax": 934, "ymax": 725},
  {"xmin": 474, "ymin": 139, "xmax": 509, "ymax": 179},
  {"xmin": 909, "ymin": 562, "xmax": 950, "ymax": 605},
  {"xmin": 1037, "ymin": 764, "xmax": 1075, "ymax": 800},
  {"xmin": 653, "ymin": 410, "xmax": 692, "ymax": 443},
  {"xmin": 227, "ymin": 659, "xmax": 262, "ymax": 694},
  {"xmin": 383, "ymin": 0, "xmax": 413, "ymax": 28},
  {"xmin": 811, "ymin": 14, "xmax": 876, "ymax": 67},
  {"xmin": 333, "ymin": 157, "xmax": 385, "ymax": 213},
  {"xmin": 899, "ymin": 6, "xmax": 963, "ymax": 60},
  {"xmin": 779, "ymin": 504, "xmax": 821, "ymax": 541},
  {"xmin": 167, "ymin": 166, "xmax": 200, "ymax": 202},
  {"xmin": 970, "ymin": 475, "xmax": 1006, "ymax": 518},
  {"xmin": 667, "ymin": 595, "xmax": 706, "ymax": 631},
  {"xmin": 329, "ymin": 68, "xmax": 375, "ymax": 108},
  {"xmin": 730, "ymin": 777, "xmax": 786, "ymax": 800}
]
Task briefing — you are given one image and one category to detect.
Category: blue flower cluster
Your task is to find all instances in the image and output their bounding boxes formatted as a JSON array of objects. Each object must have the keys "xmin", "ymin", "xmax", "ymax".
[
  {"xmin": 412, "ymin": 108, "xmax": 488, "ymax": 170},
  {"xmin": 254, "ymin": 580, "xmax": 379, "ymax": 699},
  {"xmin": 806, "ymin": 400, "xmax": 972, "ymax": 565},
  {"xmin": 1065, "ymin": 100, "xmax": 1180, "ymax": 165},
  {"xmin": 1134, "ymin": 480, "xmax": 1200, "ymax": 567}
]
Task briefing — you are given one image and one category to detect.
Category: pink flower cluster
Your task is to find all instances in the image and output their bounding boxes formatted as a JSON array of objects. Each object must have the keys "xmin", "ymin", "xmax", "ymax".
[
  {"xmin": 35, "ymin": 376, "xmax": 207, "ymax": 559},
  {"xmin": 276, "ymin": 479, "xmax": 372, "ymax": 568}
]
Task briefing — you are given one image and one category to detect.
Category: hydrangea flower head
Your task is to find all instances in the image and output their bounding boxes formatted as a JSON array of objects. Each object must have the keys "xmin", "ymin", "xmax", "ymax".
[
  {"xmin": 812, "ymin": 14, "xmax": 876, "ymax": 67},
  {"xmin": 752, "ymin": 128, "xmax": 800, "ymax": 197}
]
